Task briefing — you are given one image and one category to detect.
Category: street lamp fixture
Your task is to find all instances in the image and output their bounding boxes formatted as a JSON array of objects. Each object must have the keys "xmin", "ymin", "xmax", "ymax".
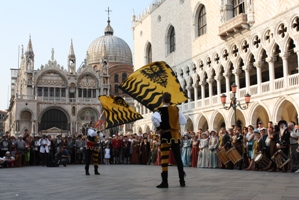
[{"xmin": 220, "ymin": 83, "xmax": 251, "ymax": 125}]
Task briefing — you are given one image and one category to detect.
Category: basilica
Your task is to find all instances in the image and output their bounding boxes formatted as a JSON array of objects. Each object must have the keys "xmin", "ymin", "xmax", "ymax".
[
  {"xmin": 5, "ymin": 18, "xmax": 134, "ymax": 136},
  {"xmin": 132, "ymin": 0, "xmax": 299, "ymax": 132},
  {"xmin": 4, "ymin": 0, "xmax": 299, "ymax": 136}
]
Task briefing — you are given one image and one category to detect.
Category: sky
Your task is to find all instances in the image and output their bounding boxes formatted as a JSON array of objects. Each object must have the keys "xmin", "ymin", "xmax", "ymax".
[{"xmin": 0, "ymin": 0, "xmax": 153, "ymax": 110}]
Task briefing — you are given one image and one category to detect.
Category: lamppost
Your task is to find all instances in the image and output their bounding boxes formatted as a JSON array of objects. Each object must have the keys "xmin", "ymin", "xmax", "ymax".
[{"xmin": 220, "ymin": 83, "xmax": 251, "ymax": 126}]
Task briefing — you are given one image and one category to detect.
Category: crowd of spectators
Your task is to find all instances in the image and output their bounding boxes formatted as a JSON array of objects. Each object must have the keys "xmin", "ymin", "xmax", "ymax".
[{"xmin": 1, "ymin": 120, "xmax": 299, "ymax": 174}]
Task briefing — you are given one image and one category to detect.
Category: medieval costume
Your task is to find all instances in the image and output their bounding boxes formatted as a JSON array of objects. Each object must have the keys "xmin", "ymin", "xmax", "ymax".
[
  {"xmin": 209, "ymin": 131, "xmax": 219, "ymax": 168},
  {"xmin": 181, "ymin": 135, "xmax": 192, "ymax": 167},
  {"xmin": 140, "ymin": 138, "xmax": 150, "ymax": 165},
  {"xmin": 191, "ymin": 137, "xmax": 199, "ymax": 167},
  {"xmin": 197, "ymin": 133, "xmax": 209, "ymax": 168},
  {"xmin": 152, "ymin": 95, "xmax": 187, "ymax": 188},
  {"xmin": 85, "ymin": 125, "xmax": 103, "ymax": 175},
  {"xmin": 131, "ymin": 137, "xmax": 140, "ymax": 164}
]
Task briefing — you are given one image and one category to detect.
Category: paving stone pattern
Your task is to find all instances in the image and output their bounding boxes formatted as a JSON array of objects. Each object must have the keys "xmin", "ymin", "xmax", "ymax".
[{"xmin": 1, "ymin": 165, "xmax": 299, "ymax": 200}]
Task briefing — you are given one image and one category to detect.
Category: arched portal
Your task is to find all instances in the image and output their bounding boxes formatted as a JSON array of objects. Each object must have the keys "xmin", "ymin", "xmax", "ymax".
[
  {"xmin": 39, "ymin": 109, "xmax": 68, "ymax": 131},
  {"xmin": 276, "ymin": 100, "xmax": 298, "ymax": 123},
  {"xmin": 250, "ymin": 105, "xmax": 269, "ymax": 128},
  {"xmin": 185, "ymin": 118, "xmax": 194, "ymax": 132},
  {"xmin": 198, "ymin": 115, "xmax": 208, "ymax": 131},
  {"xmin": 212, "ymin": 112, "xmax": 225, "ymax": 132},
  {"xmin": 145, "ymin": 125, "xmax": 150, "ymax": 133},
  {"xmin": 234, "ymin": 109, "xmax": 246, "ymax": 129},
  {"xmin": 20, "ymin": 111, "xmax": 32, "ymax": 134}
]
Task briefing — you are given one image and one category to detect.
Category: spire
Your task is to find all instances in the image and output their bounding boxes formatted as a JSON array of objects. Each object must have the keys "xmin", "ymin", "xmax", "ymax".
[
  {"xmin": 104, "ymin": 7, "xmax": 114, "ymax": 35},
  {"xmin": 68, "ymin": 39, "xmax": 75, "ymax": 58},
  {"xmin": 26, "ymin": 35, "xmax": 34, "ymax": 53},
  {"xmin": 51, "ymin": 48, "xmax": 55, "ymax": 61},
  {"xmin": 68, "ymin": 39, "xmax": 76, "ymax": 74},
  {"xmin": 21, "ymin": 45, "xmax": 24, "ymax": 59},
  {"xmin": 25, "ymin": 35, "xmax": 34, "ymax": 70}
]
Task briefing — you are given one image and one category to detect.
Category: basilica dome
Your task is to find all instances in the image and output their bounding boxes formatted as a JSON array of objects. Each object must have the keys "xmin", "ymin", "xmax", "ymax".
[{"xmin": 87, "ymin": 20, "xmax": 132, "ymax": 65}]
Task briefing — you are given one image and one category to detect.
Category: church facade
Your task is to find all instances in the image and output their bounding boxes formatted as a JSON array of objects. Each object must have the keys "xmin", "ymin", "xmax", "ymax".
[
  {"xmin": 5, "ymin": 19, "xmax": 134, "ymax": 136},
  {"xmin": 132, "ymin": 0, "xmax": 299, "ymax": 132}
]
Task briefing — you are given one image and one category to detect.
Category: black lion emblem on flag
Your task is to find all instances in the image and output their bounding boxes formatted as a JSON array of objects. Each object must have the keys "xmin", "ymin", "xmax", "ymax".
[
  {"xmin": 140, "ymin": 63, "xmax": 168, "ymax": 88},
  {"xmin": 113, "ymin": 96, "xmax": 129, "ymax": 108}
]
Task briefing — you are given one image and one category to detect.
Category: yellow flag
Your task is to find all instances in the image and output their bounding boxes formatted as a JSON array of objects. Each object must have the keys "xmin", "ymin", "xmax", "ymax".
[
  {"xmin": 119, "ymin": 61, "xmax": 188, "ymax": 111},
  {"xmin": 98, "ymin": 96, "xmax": 143, "ymax": 129}
]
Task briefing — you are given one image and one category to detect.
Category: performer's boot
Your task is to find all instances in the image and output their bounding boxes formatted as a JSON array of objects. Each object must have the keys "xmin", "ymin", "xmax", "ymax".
[
  {"xmin": 85, "ymin": 166, "xmax": 90, "ymax": 175},
  {"xmin": 94, "ymin": 166, "xmax": 100, "ymax": 175},
  {"xmin": 156, "ymin": 172, "xmax": 168, "ymax": 188},
  {"xmin": 179, "ymin": 171, "xmax": 186, "ymax": 187}
]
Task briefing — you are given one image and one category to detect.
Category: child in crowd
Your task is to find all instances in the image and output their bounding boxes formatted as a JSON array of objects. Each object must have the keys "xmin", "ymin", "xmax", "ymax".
[{"xmin": 105, "ymin": 144, "xmax": 110, "ymax": 164}]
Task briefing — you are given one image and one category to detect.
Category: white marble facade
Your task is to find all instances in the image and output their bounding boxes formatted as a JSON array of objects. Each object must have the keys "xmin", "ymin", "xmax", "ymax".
[{"xmin": 132, "ymin": 0, "xmax": 299, "ymax": 133}]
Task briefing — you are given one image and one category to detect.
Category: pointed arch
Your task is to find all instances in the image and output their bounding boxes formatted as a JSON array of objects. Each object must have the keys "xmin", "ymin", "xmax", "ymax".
[
  {"xmin": 273, "ymin": 96, "xmax": 299, "ymax": 124},
  {"xmin": 248, "ymin": 101, "xmax": 270, "ymax": 127},
  {"xmin": 165, "ymin": 24, "xmax": 176, "ymax": 55},
  {"xmin": 144, "ymin": 41, "xmax": 152, "ymax": 64}
]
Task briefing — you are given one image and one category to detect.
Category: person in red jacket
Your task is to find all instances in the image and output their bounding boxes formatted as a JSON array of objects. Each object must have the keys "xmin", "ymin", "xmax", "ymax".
[{"xmin": 112, "ymin": 135, "xmax": 122, "ymax": 164}]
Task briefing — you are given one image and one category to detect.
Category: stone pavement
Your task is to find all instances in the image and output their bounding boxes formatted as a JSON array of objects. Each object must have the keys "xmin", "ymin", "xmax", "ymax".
[{"xmin": 1, "ymin": 165, "xmax": 299, "ymax": 200}]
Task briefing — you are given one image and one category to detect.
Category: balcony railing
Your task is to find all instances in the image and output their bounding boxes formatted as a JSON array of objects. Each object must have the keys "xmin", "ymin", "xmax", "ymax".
[
  {"xmin": 15, "ymin": 73, "xmax": 299, "ymax": 114},
  {"xmin": 274, "ymin": 78, "xmax": 284, "ymax": 90},
  {"xmin": 261, "ymin": 82, "xmax": 270, "ymax": 93},
  {"xmin": 219, "ymin": 13, "xmax": 249, "ymax": 38},
  {"xmin": 289, "ymin": 73, "xmax": 299, "ymax": 87}
]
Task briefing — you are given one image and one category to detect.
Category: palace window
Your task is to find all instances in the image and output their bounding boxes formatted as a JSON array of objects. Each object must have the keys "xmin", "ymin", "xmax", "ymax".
[
  {"xmin": 169, "ymin": 26, "xmax": 176, "ymax": 53},
  {"xmin": 115, "ymin": 84, "xmax": 119, "ymax": 94},
  {"xmin": 146, "ymin": 43, "xmax": 152, "ymax": 64},
  {"xmin": 198, "ymin": 5, "xmax": 207, "ymax": 36},
  {"xmin": 122, "ymin": 73, "xmax": 127, "ymax": 82},
  {"xmin": 37, "ymin": 87, "xmax": 42, "ymax": 96},
  {"xmin": 114, "ymin": 74, "xmax": 119, "ymax": 83},
  {"xmin": 50, "ymin": 87, "xmax": 54, "ymax": 97},
  {"xmin": 233, "ymin": 0, "xmax": 245, "ymax": 17}
]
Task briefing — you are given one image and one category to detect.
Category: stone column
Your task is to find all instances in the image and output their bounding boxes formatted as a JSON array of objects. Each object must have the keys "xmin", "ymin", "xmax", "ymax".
[
  {"xmin": 200, "ymin": 81, "xmax": 205, "ymax": 99},
  {"xmin": 233, "ymin": 68, "xmax": 241, "ymax": 98},
  {"xmin": 187, "ymin": 86, "xmax": 191, "ymax": 103},
  {"xmin": 280, "ymin": 52, "xmax": 290, "ymax": 88},
  {"xmin": 193, "ymin": 83, "xmax": 198, "ymax": 101},
  {"xmin": 224, "ymin": 72, "xmax": 231, "ymax": 98},
  {"xmin": 215, "ymin": 76, "xmax": 222, "ymax": 96},
  {"xmin": 297, "ymin": 51, "xmax": 299, "ymax": 73},
  {"xmin": 254, "ymin": 61, "xmax": 263, "ymax": 94},
  {"xmin": 266, "ymin": 57, "xmax": 276, "ymax": 92},
  {"xmin": 242, "ymin": 64, "xmax": 252, "ymax": 93}
]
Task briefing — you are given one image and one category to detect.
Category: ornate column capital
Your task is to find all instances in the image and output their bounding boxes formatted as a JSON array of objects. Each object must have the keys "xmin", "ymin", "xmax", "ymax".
[
  {"xmin": 279, "ymin": 52, "xmax": 290, "ymax": 60},
  {"xmin": 253, "ymin": 61, "xmax": 264, "ymax": 69},
  {"xmin": 265, "ymin": 56, "xmax": 277, "ymax": 63},
  {"xmin": 242, "ymin": 64, "xmax": 252, "ymax": 71},
  {"xmin": 232, "ymin": 68, "xmax": 241, "ymax": 75}
]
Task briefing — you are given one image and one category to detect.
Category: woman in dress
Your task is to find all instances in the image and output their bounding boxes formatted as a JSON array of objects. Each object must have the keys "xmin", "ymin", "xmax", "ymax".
[
  {"xmin": 245, "ymin": 125, "xmax": 255, "ymax": 170},
  {"xmin": 131, "ymin": 135, "xmax": 141, "ymax": 164},
  {"xmin": 191, "ymin": 136, "xmax": 199, "ymax": 167},
  {"xmin": 181, "ymin": 135, "xmax": 192, "ymax": 167},
  {"xmin": 197, "ymin": 132, "xmax": 209, "ymax": 168},
  {"xmin": 209, "ymin": 130, "xmax": 219, "ymax": 168},
  {"xmin": 150, "ymin": 135, "xmax": 159, "ymax": 165},
  {"xmin": 217, "ymin": 129, "xmax": 223, "ymax": 168},
  {"xmin": 140, "ymin": 137, "xmax": 150, "ymax": 165},
  {"xmin": 267, "ymin": 125, "xmax": 278, "ymax": 171}
]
